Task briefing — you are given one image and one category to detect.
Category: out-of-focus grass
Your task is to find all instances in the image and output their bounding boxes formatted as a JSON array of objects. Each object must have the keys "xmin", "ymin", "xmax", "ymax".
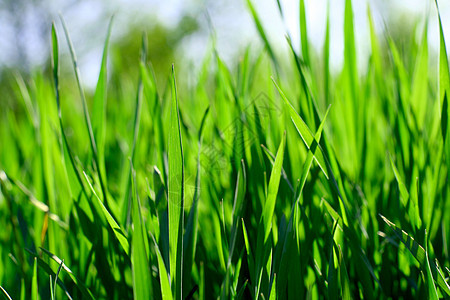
[{"xmin": 0, "ymin": 0, "xmax": 449, "ymax": 299}]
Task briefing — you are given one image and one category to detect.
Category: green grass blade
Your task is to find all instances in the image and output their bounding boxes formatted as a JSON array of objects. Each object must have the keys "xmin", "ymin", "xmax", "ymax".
[
  {"xmin": 254, "ymin": 132, "xmax": 286, "ymax": 298},
  {"xmin": 261, "ymin": 131, "xmax": 286, "ymax": 243},
  {"xmin": 274, "ymin": 106, "xmax": 329, "ymax": 295},
  {"xmin": 131, "ymin": 161, "xmax": 152, "ymax": 299},
  {"xmin": 168, "ymin": 64, "xmax": 184, "ymax": 299},
  {"xmin": 83, "ymin": 171, "xmax": 129, "ymax": 255},
  {"xmin": 59, "ymin": 15, "xmax": 109, "ymax": 206},
  {"xmin": 92, "ymin": 17, "xmax": 113, "ymax": 190},
  {"xmin": 31, "ymin": 257, "xmax": 38, "ymax": 300},
  {"xmin": 50, "ymin": 276, "xmax": 54, "ymax": 300},
  {"xmin": 410, "ymin": 22, "xmax": 428, "ymax": 128},
  {"xmin": 120, "ymin": 34, "xmax": 147, "ymax": 227},
  {"xmin": 299, "ymin": 0, "xmax": 310, "ymax": 67},
  {"xmin": 51, "ymin": 22, "xmax": 93, "ymax": 212},
  {"xmin": 425, "ymin": 230, "xmax": 439, "ymax": 300},
  {"xmin": 241, "ymin": 218, "xmax": 254, "ymax": 284},
  {"xmin": 53, "ymin": 260, "xmax": 64, "ymax": 299},
  {"xmin": 236, "ymin": 280, "xmax": 248, "ymax": 300},
  {"xmin": 51, "ymin": 23, "xmax": 59, "ymax": 113},
  {"xmin": 272, "ymin": 78, "xmax": 329, "ymax": 179},
  {"xmin": 269, "ymin": 273, "xmax": 276, "ymax": 300},
  {"xmin": 151, "ymin": 234, "xmax": 173, "ymax": 300}
]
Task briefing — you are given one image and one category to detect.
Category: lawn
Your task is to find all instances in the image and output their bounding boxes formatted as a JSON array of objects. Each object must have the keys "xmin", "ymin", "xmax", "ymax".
[{"xmin": 0, "ymin": 0, "xmax": 449, "ymax": 299}]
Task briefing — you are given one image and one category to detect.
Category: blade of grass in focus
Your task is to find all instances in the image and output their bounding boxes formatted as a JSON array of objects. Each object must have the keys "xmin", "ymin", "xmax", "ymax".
[{"xmin": 168, "ymin": 64, "xmax": 184, "ymax": 300}]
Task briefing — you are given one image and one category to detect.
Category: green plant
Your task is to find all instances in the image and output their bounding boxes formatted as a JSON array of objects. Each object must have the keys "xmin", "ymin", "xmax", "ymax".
[{"xmin": 0, "ymin": 0, "xmax": 449, "ymax": 299}]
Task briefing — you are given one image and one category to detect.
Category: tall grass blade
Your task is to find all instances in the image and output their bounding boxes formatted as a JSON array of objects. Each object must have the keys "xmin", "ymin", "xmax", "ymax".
[
  {"xmin": 59, "ymin": 15, "xmax": 109, "ymax": 206},
  {"xmin": 168, "ymin": 64, "xmax": 184, "ymax": 299}
]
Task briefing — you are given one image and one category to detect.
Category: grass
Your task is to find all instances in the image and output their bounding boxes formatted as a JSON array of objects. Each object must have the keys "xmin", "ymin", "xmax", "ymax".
[{"xmin": 0, "ymin": 0, "xmax": 449, "ymax": 298}]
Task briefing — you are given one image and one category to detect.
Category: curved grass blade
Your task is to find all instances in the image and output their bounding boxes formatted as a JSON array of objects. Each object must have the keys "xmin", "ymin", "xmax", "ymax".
[
  {"xmin": 59, "ymin": 15, "xmax": 109, "ymax": 207},
  {"xmin": 39, "ymin": 248, "xmax": 94, "ymax": 299},
  {"xmin": 5, "ymin": 173, "xmax": 67, "ymax": 229},
  {"xmin": 51, "ymin": 22, "xmax": 93, "ymax": 212},
  {"xmin": 425, "ymin": 230, "xmax": 439, "ymax": 300},
  {"xmin": 83, "ymin": 172, "xmax": 129, "ymax": 255},
  {"xmin": 261, "ymin": 132, "xmax": 286, "ymax": 243},
  {"xmin": 168, "ymin": 64, "xmax": 184, "ymax": 300},
  {"xmin": 52, "ymin": 259, "xmax": 64, "ymax": 300},
  {"xmin": 0, "ymin": 286, "xmax": 12, "ymax": 300},
  {"xmin": 151, "ymin": 234, "xmax": 173, "ymax": 300}
]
